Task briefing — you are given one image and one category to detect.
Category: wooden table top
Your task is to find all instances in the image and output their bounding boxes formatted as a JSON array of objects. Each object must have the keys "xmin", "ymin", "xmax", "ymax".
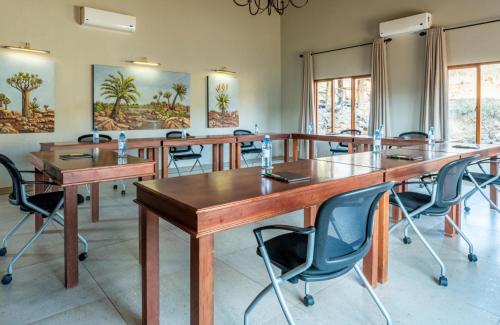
[
  {"xmin": 30, "ymin": 149, "xmax": 155, "ymax": 186},
  {"xmin": 163, "ymin": 134, "xmax": 236, "ymax": 146},
  {"xmin": 236, "ymin": 133, "xmax": 291, "ymax": 142},
  {"xmin": 136, "ymin": 159, "xmax": 383, "ymax": 236},
  {"xmin": 291, "ymin": 133, "xmax": 429, "ymax": 146},
  {"xmin": 401, "ymin": 143, "xmax": 500, "ymax": 158},
  {"xmin": 40, "ymin": 137, "xmax": 164, "ymax": 151}
]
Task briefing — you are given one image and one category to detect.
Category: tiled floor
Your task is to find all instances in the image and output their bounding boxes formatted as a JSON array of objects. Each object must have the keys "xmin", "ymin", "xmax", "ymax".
[{"xmin": 0, "ymin": 176, "xmax": 499, "ymax": 324}]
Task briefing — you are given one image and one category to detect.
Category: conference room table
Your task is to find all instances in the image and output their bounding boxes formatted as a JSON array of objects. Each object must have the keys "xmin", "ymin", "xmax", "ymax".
[
  {"xmin": 30, "ymin": 149, "xmax": 155, "ymax": 288},
  {"xmin": 135, "ymin": 142, "xmax": 500, "ymax": 325}
]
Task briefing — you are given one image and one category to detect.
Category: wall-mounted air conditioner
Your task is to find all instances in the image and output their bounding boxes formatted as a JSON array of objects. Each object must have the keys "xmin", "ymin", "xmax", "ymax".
[
  {"xmin": 80, "ymin": 7, "xmax": 136, "ymax": 33},
  {"xmin": 379, "ymin": 13, "xmax": 432, "ymax": 37}
]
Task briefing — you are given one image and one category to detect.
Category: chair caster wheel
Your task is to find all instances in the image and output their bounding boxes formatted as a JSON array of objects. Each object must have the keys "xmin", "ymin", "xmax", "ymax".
[
  {"xmin": 2, "ymin": 274, "xmax": 12, "ymax": 285},
  {"xmin": 121, "ymin": 190, "xmax": 126, "ymax": 196},
  {"xmin": 113, "ymin": 185, "xmax": 118, "ymax": 190},
  {"xmin": 79, "ymin": 252, "xmax": 88, "ymax": 261},
  {"xmin": 303, "ymin": 294, "xmax": 315, "ymax": 307},
  {"xmin": 0, "ymin": 247, "xmax": 7, "ymax": 256},
  {"xmin": 85, "ymin": 196, "xmax": 91, "ymax": 201},
  {"xmin": 403, "ymin": 237, "xmax": 412, "ymax": 245},
  {"xmin": 468, "ymin": 253, "xmax": 478, "ymax": 262},
  {"xmin": 438, "ymin": 275, "xmax": 448, "ymax": 287},
  {"xmin": 464, "ymin": 206, "xmax": 471, "ymax": 212}
]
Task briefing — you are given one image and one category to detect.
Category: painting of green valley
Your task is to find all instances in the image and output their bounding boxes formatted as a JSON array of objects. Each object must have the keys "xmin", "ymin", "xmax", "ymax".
[
  {"xmin": 93, "ymin": 65, "xmax": 191, "ymax": 131},
  {"xmin": 0, "ymin": 54, "xmax": 55, "ymax": 134}
]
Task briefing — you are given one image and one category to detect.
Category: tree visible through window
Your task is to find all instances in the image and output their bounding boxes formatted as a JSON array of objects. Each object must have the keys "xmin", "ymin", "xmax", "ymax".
[{"xmin": 315, "ymin": 76, "xmax": 371, "ymax": 135}]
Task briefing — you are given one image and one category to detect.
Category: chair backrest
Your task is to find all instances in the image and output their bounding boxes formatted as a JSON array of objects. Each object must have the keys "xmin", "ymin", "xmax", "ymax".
[
  {"xmin": 398, "ymin": 131, "xmax": 428, "ymax": 139},
  {"xmin": 77, "ymin": 134, "xmax": 112, "ymax": 144},
  {"xmin": 337, "ymin": 129, "xmax": 361, "ymax": 147},
  {"xmin": 166, "ymin": 131, "xmax": 192, "ymax": 153},
  {"xmin": 312, "ymin": 182, "xmax": 394, "ymax": 272},
  {"xmin": 0, "ymin": 154, "xmax": 23, "ymax": 206},
  {"xmin": 233, "ymin": 129, "xmax": 255, "ymax": 148},
  {"xmin": 434, "ymin": 156, "xmax": 478, "ymax": 208}
]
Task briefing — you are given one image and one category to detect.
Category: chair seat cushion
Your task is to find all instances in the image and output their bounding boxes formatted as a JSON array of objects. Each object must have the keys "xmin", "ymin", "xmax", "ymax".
[
  {"xmin": 172, "ymin": 153, "xmax": 202, "ymax": 160},
  {"xmin": 330, "ymin": 147, "xmax": 348, "ymax": 153},
  {"xmin": 21, "ymin": 192, "xmax": 84, "ymax": 214},
  {"xmin": 463, "ymin": 172, "xmax": 500, "ymax": 185},
  {"xmin": 242, "ymin": 148, "xmax": 262, "ymax": 154},
  {"xmin": 389, "ymin": 192, "xmax": 449, "ymax": 215},
  {"xmin": 257, "ymin": 232, "xmax": 354, "ymax": 281}
]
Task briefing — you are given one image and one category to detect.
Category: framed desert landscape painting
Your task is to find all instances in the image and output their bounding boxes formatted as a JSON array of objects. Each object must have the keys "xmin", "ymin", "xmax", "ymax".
[
  {"xmin": 207, "ymin": 74, "xmax": 239, "ymax": 128},
  {"xmin": 93, "ymin": 64, "xmax": 191, "ymax": 131},
  {"xmin": 0, "ymin": 53, "xmax": 55, "ymax": 134}
]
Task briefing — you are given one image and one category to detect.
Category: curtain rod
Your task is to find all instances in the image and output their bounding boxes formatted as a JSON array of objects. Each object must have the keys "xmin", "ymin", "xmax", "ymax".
[
  {"xmin": 419, "ymin": 17, "xmax": 500, "ymax": 36},
  {"xmin": 299, "ymin": 38, "xmax": 392, "ymax": 58}
]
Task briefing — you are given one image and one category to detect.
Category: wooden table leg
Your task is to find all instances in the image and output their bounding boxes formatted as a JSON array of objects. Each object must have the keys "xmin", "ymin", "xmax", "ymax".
[
  {"xmin": 235, "ymin": 143, "xmax": 241, "ymax": 169},
  {"xmin": 363, "ymin": 199, "xmax": 379, "ymax": 288},
  {"xmin": 392, "ymin": 182, "xmax": 406, "ymax": 223},
  {"xmin": 212, "ymin": 145, "xmax": 218, "ymax": 172},
  {"xmin": 154, "ymin": 148, "xmax": 160, "ymax": 179},
  {"xmin": 138, "ymin": 148, "xmax": 145, "ymax": 159},
  {"xmin": 284, "ymin": 139, "xmax": 289, "ymax": 162},
  {"xmin": 140, "ymin": 206, "xmax": 160, "ymax": 325},
  {"xmin": 491, "ymin": 157, "xmax": 498, "ymax": 208},
  {"xmin": 445, "ymin": 203, "xmax": 461, "ymax": 237},
  {"xmin": 162, "ymin": 146, "xmax": 169, "ymax": 178},
  {"xmin": 34, "ymin": 168, "xmax": 47, "ymax": 232},
  {"xmin": 304, "ymin": 205, "xmax": 317, "ymax": 227},
  {"xmin": 191, "ymin": 235, "xmax": 214, "ymax": 325},
  {"xmin": 292, "ymin": 139, "xmax": 299, "ymax": 161},
  {"xmin": 348, "ymin": 143, "xmax": 354, "ymax": 153},
  {"xmin": 64, "ymin": 185, "xmax": 79, "ymax": 288},
  {"xmin": 308, "ymin": 139, "xmax": 315, "ymax": 159},
  {"xmin": 229, "ymin": 143, "xmax": 236, "ymax": 169},
  {"xmin": 218, "ymin": 144, "xmax": 224, "ymax": 171},
  {"xmin": 378, "ymin": 192, "xmax": 389, "ymax": 284},
  {"xmin": 91, "ymin": 183, "xmax": 99, "ymax": 223}
]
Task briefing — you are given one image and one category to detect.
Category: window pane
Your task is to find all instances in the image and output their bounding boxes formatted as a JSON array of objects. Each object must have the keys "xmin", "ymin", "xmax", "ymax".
[
  {"xmin": 334, "ymin": 78, "xmax": 352, "ymax": 131},
  {"xmin": 448, "ymin": 68, "xmax": 477, "ymax": 143},
  {"xmin": 480, "ymin": 63, "xmax": 500, "ymax": 144},
  {"xmin": 355, "ymin": 78, "xmax": 371, "ymax": 134},
  {"xmin": 316, "ymin": 81, "xmax": 332, "ymax": 134}
]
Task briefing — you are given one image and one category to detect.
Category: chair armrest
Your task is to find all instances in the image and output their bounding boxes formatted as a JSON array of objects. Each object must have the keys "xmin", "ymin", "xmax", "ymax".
[{"xmin": 253, "ymin": 225, "xmax": 315, "ymax": 247}]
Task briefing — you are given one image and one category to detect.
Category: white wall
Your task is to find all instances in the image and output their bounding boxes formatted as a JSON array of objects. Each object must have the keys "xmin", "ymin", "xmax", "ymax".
[
  {"xmin": 0, "ymin": 0, "xmax": 281, "ymax": 187},
  {"xmin": 281, "ymin": 0, "xmax": 500, "ymax": 139}
]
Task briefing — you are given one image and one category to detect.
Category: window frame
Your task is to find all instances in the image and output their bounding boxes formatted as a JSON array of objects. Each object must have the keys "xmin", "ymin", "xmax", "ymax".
[
  {"xmin": 448, "ymin": 60, "xmax": 500, "ymax": 144},
  {"xmin": 314, "ymin": 74, "xmax": 371, "ymax": 134}
]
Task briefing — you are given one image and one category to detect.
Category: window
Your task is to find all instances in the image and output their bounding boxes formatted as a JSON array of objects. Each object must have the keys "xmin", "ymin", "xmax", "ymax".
[
  {"xmin": 448, "ymin": 62, "xmax": 500, "ymax": 144},
  {"xmin": 315, "ymin": 76, "xmax": 371, "ymax": 135}
]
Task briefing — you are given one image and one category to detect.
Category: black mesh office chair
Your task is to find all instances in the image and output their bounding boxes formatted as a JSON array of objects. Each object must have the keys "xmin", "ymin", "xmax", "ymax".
[
  {"xmin": 244, "ymin": 182, "xmax": 394, "ymax": 325},
  {"xmin": 233, "ymin": 129, "xmax": 262, "ymax": 167},
  {"xmin": 462, "ymin": 158, "xmax": 500, "ymax": 213},
  {"xmin": 329, "ymin": 129, "xmax": 361, "ymax": 155},
  {"xmin": 389, "ymin": 156, "xmax": 479, "ymax": 287},
  {"xmin": 78, "ymin": 134, "xmax": 127, "ymax": 198},
  {"xmin": 166, "ymin": 131, "xmax": 204, "ymax": 176},
  {"xmin": 0, "ymin": 154, "xmax": 88, "ymax": 285}
]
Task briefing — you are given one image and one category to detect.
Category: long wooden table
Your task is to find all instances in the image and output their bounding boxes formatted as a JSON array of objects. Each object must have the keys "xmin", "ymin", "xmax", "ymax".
[
  {"xmin": 30, "ymin": 149, "xmax": 156, "ymax": 288},
  {"xmin": 135, "ymin": 159, "xmax": 384, "ymax": 325}
]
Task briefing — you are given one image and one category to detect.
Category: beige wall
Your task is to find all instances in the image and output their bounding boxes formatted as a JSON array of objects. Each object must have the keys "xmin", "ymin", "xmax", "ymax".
[
  {"xmin": 281, "ymin": 0, "xmax": 500, "ymax": 138},
  {"xmin": 0, "ymin": 0, "xmax": 281, "ymax": 187}
]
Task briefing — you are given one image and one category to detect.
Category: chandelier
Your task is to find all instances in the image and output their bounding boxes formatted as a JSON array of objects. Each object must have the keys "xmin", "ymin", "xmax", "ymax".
[{"xmin": 233, "ymin": 0, "xmax": 309, "ymax": 16}]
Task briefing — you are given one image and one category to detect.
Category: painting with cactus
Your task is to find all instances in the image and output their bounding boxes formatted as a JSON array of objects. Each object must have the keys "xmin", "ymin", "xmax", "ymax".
[
  {"xmin": 207, "ymin": 74, "xmax": 239, "ymax": 128},
  {"xmin": 93, "ymin": 64, "xmax": 190, "ymax": 131},
  {"xmin": 0, "ymin": 53, "xmax": 55, "ymax": 133}
]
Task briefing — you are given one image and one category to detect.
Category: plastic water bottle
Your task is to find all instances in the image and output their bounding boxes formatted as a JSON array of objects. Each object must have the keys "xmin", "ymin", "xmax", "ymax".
[
  {"xmin": 308, "ymin": 122, "xmax": 314, "ymax": 135},
  {"xmin": 261, "ymin": 135, "xmax": 272, "ymax": 171},
  {"xmin": 181, "ymin": 123, "xmax": 187, "ymax": 139},
  {"xmin": 428, "ymin": 126, "xmax": 435, "ymax": 146},
  {"xmin": 254, "ymin": 123, "xmax": 259, "ymax": 134},
  {"xmin": 118, "ymin": 131, "xmax": 128, "ymax": 158},
  {"xmin": 373, "ymin": 129, "xmax": 382, "ymax": 153},
  {"xmin": 92, "ymin": 127, "xmax": 99, "ymax": 144},
  {"xmin": 379, "ymin": 123, "xmax": 385, "ymax": 139}
]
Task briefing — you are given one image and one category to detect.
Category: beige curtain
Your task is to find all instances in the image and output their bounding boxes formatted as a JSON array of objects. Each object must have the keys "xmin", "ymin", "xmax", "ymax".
[
  {"xmin": 369, "ymin": 38, "xmax": 390, "ymax": 136},
  {"xmin": 420, "ymin": 27, "xmax": 448, "ymax": 140},
  {"xmin": 299, "ymin": 51, "xmax": 315, "ymax": 158}
]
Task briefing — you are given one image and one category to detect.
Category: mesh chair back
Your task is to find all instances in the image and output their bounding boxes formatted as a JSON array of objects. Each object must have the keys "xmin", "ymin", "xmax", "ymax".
[
  {"xmin": 166, "ymin": 131, "xmax": 192, "ymax": 153},
  {"xmin": 398, "ymin": 131, "xmax": 428, "ymax": 139},
  {"xmin": 0, "ymin": 154, "xmax": 23, "ymax": 206},
  {"xmin": 77, "ymin": 134, "xmax": 112, "ymax": 143},
  {"xmin": 312, "ymin": 182, "xmax": 393, "ymax": 271},
  {"xmin": 435, "ymin": 156, "xmax": 478, "ymax": 208},
  {"xmin": 233, "ymin": 129, "xmax": 255, "ymax": 148},
  {"xmin": 338, "ymin": 129, "xmax": 361, "ymax": 148}
]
